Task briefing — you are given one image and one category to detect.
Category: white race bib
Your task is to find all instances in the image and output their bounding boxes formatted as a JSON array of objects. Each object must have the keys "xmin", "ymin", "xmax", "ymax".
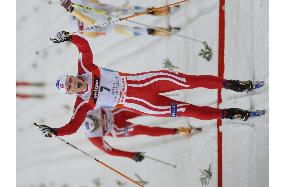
[{"xmin": 95, "ymin": 68, "xmax": 121, "ymax": 108}]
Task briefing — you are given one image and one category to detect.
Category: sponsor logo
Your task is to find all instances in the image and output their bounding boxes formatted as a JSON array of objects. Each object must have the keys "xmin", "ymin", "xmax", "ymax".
[
  {"xmin": 124, "ymin": 127, "xmax": 129, "ymax": 136},
  {"xmin": 56, "ymin": 80, "xmax": 60, "ymax": 89},
  {"xmin": 170, "ymin": 103, "xmax": 177, "ymax": 117},
  {"xmin": 92, "ymin": 76, "xmax": 100, "ymax": 103}
]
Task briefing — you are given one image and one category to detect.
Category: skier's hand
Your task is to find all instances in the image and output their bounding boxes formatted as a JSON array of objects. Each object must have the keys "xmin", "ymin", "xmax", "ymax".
[
  {"xmin": 60, "ymin": 0, "xmax": 74, "ymax": 12},
  {"xmin": 50, "ymin": 31, "xmax": 71, "ymax": 43},
  {"xmin": 132, "ymin": 152, "xmax": 145, "ymax": 162},
  {"xmin": 39, "ymin": 125, "xmax": 57, "ymax": 138}
]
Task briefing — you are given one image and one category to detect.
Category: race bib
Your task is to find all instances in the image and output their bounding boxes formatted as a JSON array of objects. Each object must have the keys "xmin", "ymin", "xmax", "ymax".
[{"xmin": 95, "ymin": 68, "xmax": 121, "ymax": 108}]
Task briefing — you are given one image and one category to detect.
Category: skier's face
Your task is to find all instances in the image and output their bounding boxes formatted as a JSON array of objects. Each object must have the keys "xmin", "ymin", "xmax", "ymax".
[{"xmin": 66, "ymin": 76, "xmax": 86, "ymax": 94}]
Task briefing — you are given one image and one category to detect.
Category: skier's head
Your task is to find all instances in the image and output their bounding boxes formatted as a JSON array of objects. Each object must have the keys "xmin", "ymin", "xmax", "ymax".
[
  {"xmin": 84, "ymin": 115, "xmax": 100, "ymax": 133},
  {"xmin": 55, "ymin": 75, "xmax": 86, "ymax": 94}
]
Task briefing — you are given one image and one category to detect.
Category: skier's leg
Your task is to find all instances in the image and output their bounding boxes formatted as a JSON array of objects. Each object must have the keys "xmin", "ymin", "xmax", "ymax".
[
  {"xmin": 114, "ymin": 25, "xmax": 179, "ymax": 37},
  {"xmin": 114, "ymin": 25, "xmax": 149, "ymax": 37},
  {"xmin": 126, "ymin": 70, "xmax": 225, "ymax": 94},
  {"xmin": 147, "ymin": 97, "xmax": 253, "ymax": 121},
  {"xmin": 116, "ymin": 125, "xmax": 177, "ymax": 137},
  {"xmin": 113, "ymin": 109, "xmax": 143, "ymax": 126},
  {"xmin": 124, "ymin": 84, "xmax": 253, "ymax": 120},
  {"xmin": 82, "ymin": 31, "xmax": 106, "ymax": 39},
  {"xmin": 114, "ymin": 5, "xmax": 179, "ymax": 16},
  {"xmin": 123, "ymin": 91, "xmax": 223, "ymax": 119},
  {"xmin": 114, "ymin": 6, "xmax": 146, "ymax": 15}
]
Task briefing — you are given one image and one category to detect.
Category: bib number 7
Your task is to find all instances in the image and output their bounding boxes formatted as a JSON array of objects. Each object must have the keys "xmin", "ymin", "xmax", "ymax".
[{"xmin": 100, "ymin": 86, "xmax": 110, "ymax": 92}]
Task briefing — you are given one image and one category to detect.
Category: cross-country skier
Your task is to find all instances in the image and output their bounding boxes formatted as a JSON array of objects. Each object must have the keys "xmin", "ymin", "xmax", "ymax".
[
  {"xmin": 39, "ymin": 31, "xmax": 264, "ymax": 137},
  {"xmin": 63, "ymin": 0, "xmax": 180, "ymax": 18},
  {"xmin": 62, "ymin": 0, "xmax": 180, "ymax": 39},
  {"xmin": 74, "ymin": 107, "xmax": 199, "ymax": 162}
]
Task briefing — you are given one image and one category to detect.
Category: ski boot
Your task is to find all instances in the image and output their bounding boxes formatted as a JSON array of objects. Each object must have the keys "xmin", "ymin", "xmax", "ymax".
[
  {"xmin": 223, "ymin": 108, "xmax": 266, "ymax": 121},
  {"xmin": 176, "ymin": 127, "xmax": 191, "ymax": 137},
  {"xmin": 222, "ymin": 108, "xmax": 251, "ymax": 121},
  {"xmin": 224, "ymin": 80, "xmax": 264, "ymax": 92},
  {"xmin": 190, "ymin": 126, "xmax": 202, "ymax": 135},
  {"xmin": 146, "ymin": 5, "xmax": 180, "ymax": 16},
  {"xmin": 176, "ymin": 126, "xmax": 202, "ymax": 137}
]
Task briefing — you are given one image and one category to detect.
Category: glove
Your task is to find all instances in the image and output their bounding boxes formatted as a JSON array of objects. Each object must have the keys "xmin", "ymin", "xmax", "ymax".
[
  {"xmin": 50, "ymin": 31, "xmax": 71, "ymax": 43},
  {"xmin": 38, "ymin": 125, "xmax": 57, "ymax": 137},
  {"xmin": 132, "ymin": 152, "xmax": 145, "ymax": 162},
  {"xmin": 60, "ymin": 0, "xmax": 74, "ymax": 12}
]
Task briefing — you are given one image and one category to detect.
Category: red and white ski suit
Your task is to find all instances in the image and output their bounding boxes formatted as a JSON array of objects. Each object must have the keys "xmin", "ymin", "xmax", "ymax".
[
  {"xmin": 83, "ymin": 108, "xmax": 176, "ymax": 159},
  {"xmin": 56, "ymin": 34, "xmax": 224, "ymax": 136}
]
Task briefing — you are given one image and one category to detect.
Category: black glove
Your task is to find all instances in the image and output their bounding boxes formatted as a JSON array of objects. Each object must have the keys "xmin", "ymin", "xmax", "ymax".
[
  {"xmin": 60, "ymin": 0, "xmax": 74, "ymax": 12},
  {"xmin": 38, "ymin": 125, "xmax": 57, "ymax": 137},
  {"xmin": 50, "ymin": 31, "xmax": 71, "ymax": 43},
  {"xmin": 132, "ymin": 152, "xmax": 145, "ymax": 162}
]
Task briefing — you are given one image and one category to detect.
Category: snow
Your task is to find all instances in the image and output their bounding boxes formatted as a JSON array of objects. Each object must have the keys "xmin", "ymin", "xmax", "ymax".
[{"xmin": 16, "ymin": 0, "xmax": 268, "ymax": 187}]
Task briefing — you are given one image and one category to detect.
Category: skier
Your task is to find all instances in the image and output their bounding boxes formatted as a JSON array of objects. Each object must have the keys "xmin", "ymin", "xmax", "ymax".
[
  {"xmin": 40, "ymin": 31, "xmax": 264, "ymax": 137},
  {"xmin": 62, "ymin": 0, "xmax": 180, "ymax": 19},
  {"xmin": 73, "ymin": 107, "xmax": 199, "ymax": 161},
  {"xmin": 61, "ymin": 0, "xmax": 180, "ymax": 39}
]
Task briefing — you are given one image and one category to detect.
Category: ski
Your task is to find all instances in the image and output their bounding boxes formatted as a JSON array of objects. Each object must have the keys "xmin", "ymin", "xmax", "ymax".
[
  {"xmin": 249, "ymin": 110, "xmax": 266, "ymax": 119},
  {"xmin": 188, "ymin": 124, "xmax": 203, "ymax": 136},
  {"xmin": 247, "ymin": 81, "xmax": 265, "ymax": 93},
  {"xmin": 253, "ymin": 81, "xmax": 264, "ymax": 90}
]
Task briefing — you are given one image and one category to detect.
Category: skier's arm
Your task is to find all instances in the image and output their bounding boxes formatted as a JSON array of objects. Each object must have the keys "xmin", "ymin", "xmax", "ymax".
[
  {"xmin": 56, "ymin": 99, "xmax": 91, "ymax": 136},
  {"xmin": 89, "ymin": 137, "xmax": 136, "ymax": 159},
  {"xmin": 70, "ymin": 34, "xmax": 94, "ymax": 69}
]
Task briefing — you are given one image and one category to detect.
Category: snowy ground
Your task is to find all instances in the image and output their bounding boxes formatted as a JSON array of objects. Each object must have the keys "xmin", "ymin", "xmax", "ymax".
[{"xmin": 16, "ymin": 0, "xmax": 268, "ymax": 187}]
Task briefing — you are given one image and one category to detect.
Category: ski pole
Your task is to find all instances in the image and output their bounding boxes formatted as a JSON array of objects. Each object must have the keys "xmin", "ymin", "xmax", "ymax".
[
  {"xmin": 33, "ymin": 123, "xmax": 144, "ymax": 187},
  {"xmin": 144, "ymin": 155, "xmax": 177, "ymax": 169},
  {"xmin": 47, "ymin": 0, "xmax": 59, "ymax": 4},
  {"xmin": 35, "ymin": 44, "xmax": 58, "ymax": 55}
]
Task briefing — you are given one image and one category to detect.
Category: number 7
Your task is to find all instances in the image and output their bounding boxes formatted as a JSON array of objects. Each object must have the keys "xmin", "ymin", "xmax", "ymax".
[{"xmin": 100, "ymin": 86, "xmax": 110, "ymax": 92}]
